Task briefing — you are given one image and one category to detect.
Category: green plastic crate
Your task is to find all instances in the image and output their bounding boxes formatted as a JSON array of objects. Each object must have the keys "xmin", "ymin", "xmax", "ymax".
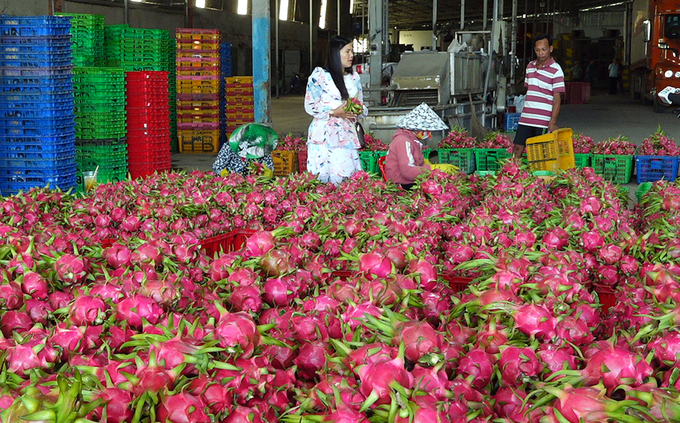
[
  {"xmin": 76, "ymin": 168, "xmax": 128, "ymax": 192},
  {"xmin": 591, "ymin": 154, "xmax": 634, "ymax": 184},
  {"xmin": 574, "ymin": 153, "xmax": 591, "ymax": 168},
  {"xmin": 359, "ymin": 150, "xmax": 377, "ymax": 173},
  {"xmin": 474, "ymin": 148, "xmax": 513, "ymax": 172},
  {"xmin": 439, "ymin": 148, "xmax": 476, "ymax": 174},
  {"xmin": 635, "ymin": 182, "xmax": 653, "ymax": 203}
]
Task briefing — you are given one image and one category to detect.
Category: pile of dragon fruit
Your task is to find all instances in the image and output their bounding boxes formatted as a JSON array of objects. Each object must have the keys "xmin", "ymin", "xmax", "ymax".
[{"xmin": 1, "ymin": 162, "xmax": 680, "ymax": 423}]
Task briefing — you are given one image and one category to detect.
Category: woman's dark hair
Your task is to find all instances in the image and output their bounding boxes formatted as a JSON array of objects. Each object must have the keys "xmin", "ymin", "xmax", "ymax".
[
  {"xmin": 324, "ymin": 35, "xmax": 353, "ymax": 100},
  {"xmin": 534, "ymin": 33, "xmax": 552, "ymax": 46}
]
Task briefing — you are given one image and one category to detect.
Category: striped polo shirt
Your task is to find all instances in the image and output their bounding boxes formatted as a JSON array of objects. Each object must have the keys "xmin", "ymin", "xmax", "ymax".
[{"xmin": 519, "ymin": 58, "xmax": 565, "ymax": 128}]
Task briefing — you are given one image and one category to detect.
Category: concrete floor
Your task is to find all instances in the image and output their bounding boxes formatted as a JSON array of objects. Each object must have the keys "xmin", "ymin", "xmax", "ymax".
[{"xmin": 171, "ymin": 88, "xmax": 680, "ymax": 173}]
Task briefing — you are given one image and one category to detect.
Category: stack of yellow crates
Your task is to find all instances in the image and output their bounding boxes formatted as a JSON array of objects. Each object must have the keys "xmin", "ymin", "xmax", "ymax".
[
  {"xmin": 224, "ymin": 76, "xmax": 254, "ymax": 137},
  {"xmin": 175, "ymin": 28, "xmax": 221, "ymax": 153}
]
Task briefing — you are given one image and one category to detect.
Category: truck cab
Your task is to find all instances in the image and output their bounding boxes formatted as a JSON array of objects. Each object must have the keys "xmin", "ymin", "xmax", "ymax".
[{"xmin": 631, "ymin": 0, "xmax": 680, "ymax": 111}]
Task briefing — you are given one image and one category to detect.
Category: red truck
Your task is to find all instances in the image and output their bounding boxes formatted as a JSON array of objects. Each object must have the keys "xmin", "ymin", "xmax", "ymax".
[{"xmin": 629, "ymin": 0, "xmax": 680, "ymax": 111}]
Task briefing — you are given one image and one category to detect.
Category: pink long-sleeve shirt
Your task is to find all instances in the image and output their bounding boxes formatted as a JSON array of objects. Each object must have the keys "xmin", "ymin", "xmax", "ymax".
[{"xmin": 384, "ymin": 128, "xmax": 430, "ymax": 185}]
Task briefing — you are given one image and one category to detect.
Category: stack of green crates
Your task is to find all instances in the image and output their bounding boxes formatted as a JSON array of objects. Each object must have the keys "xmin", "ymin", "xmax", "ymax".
[
  {"xmin": 73, "ymin": 67, "xmax": 128, "ymax": 191},
  {"xmin": 57, "ymin": 13, "xmax": 105, "ymax": 67},
  {"xmin": 104, "ymin": 24, "xmax": 129, "ymax": 67},
  {"xmin": 120, "ymin": 28, "xmax": 170, "ymax": 71},
  {"xmin": 75, "ymin": 140, "xmax": 128, "ymax": 190}
]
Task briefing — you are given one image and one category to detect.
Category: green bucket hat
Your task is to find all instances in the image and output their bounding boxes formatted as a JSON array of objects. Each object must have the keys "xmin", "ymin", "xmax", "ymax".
[{"xmin": 229, "ymin": 123, "xmax": 279, "ymax": 159}]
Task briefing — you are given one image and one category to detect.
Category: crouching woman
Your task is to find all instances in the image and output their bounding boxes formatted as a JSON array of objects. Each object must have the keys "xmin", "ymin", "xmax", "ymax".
[{"xmin": 384, "ymin": 102, "xmax": 448, "ymax": 189}]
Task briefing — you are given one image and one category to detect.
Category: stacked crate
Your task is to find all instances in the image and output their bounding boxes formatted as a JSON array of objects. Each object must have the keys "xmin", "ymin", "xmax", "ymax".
[
  {"xmin": 0, "ymin": 15, "xmax": 77, "ymax": 195},
  {"xmin": 73, "ymin": 67, "xmax": 127, "ymax": 189},
  {"xmin": 176, "ymin": 28, "xmax": 221, "ymax": 153},
  {"xmin": 220, "ymin": 42, "xmax": 233, "ymax": 146},
  {"xmin": 56, "ymin": 13, "xmax": 104, "ymax": 67},
  {"xmin": 166, "ymin": 34, "xmax": 178, "ymax": 152},
  {"xmin": 225, "ymin": 76, "xmax": 254, "ymax": 137},
  {"xmin": 126, "ymin": 71, "xmax": 171, "ymax": 178},
  {"xmin": 103, "ymin": 24, "xmax": 128, "ymax": 67},
  {"xmin": 121, "ymin": 28, "xmax": 169, "ymax": 72}
]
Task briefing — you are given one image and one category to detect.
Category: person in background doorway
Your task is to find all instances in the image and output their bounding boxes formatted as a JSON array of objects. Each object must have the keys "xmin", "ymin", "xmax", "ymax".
[
  {"xmin": 608, "ymin": 58, "xmax": 620, "ymax": 95},
  {"xmin": 512, "ymin": 34, "xmax": 566, "ymax": 158},
  {"xmin": 585, "ymin": 60, "xmax": 597, "ymax": 87},
  {"xmin": 571, "ymin": 61, "xmax": 583, "ymax": 82},
  {"xmin": 304, "ymin": 35, "xmax": 367, "ymax": 185}
]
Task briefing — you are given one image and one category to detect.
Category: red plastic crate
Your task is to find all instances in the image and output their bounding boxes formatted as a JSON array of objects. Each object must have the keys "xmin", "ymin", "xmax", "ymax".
[
  {"xmin": 594, "ymin": 284, "xmax": 615, "ymax": 313},
  {"xmin": 442, "ymin": 276, "xmax": 473, "ymax": 292},
  {"xmin": 200, "ymin": 228, "xmax": 257, "ymax": 256},
  {"xmin": 330, "ymin": 270, "xmax": 353, "ymax": 280},
  {"xmin": 298, "ymin": 149, "xmax": 308, "ymax": 172}
]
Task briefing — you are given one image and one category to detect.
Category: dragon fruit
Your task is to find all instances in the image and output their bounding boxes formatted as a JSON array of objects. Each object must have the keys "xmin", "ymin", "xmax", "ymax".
[
  {"xmin": 157, "ymin": 391, "xmax": 210, "ymax": 423},
  {"xmin": 54, "ymin": 253, "xmax": 89, "ymax": 285},
  {"xmin": 356, "ymin": 343, "xmax": 414, "ymax": 410},
  {"xmin": 591, "ymin": 136, "xmax": 636, "ymax": 155},
  {"xmin": 214, "ymin": 311, "xmax": 261, "ymax": 358},
  {"xmin": 637, "ymin": 126, "xmax": 680, "ymax": 156}
]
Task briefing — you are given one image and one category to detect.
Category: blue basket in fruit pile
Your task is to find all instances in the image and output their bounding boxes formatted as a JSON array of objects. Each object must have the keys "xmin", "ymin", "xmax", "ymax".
[{"xmin": 635, "ymin": 155, "xmax": 679, "ymax": 183}]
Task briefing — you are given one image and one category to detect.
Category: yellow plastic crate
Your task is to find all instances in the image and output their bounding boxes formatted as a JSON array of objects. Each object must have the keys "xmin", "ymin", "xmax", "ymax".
[
  {"xmin": 271, "ymin": 150, "xmax": 298, "ymax": 176},
  {"xmin": 178, "ymin": 130, "xmax": 220, "ymax": 153},
  {"xmin": 225, "ymin": 76, "xmax": 254, "ymax": 84},
  {"xmin": 526, "ymin": 128, "xmax": 574, "ymax": 172}
]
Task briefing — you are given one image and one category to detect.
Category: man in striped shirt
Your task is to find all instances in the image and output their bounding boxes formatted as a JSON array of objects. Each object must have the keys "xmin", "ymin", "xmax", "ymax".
[{"xmin": 513, "ymin": 34, "xmax": 566, "ymax": 158}]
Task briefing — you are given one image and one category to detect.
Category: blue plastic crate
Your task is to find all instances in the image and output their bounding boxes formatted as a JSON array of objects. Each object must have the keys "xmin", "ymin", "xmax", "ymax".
[
  {"xmin": 0, "ymin": 91, "xmax": 73, "ymax": 103},
  {"xmin": 0, "ymin": 16, "xmax": 71, "ymax": 37},
  {"xmin": 0, "ymin": 115, "xmax": 74, "ymax": 128},
  {"xmin": 0, "ymin": 83, "xmax": 73, "ymax": 95},
  {"xmin": 0, "ymin": 75, "xmax": 72, "ymax": 88},
  {"xmin": 0, "ymin": 173, "xmax": 77, "ymax": 195},
  {"xmin": 0, "ymin": 54, "xmax": 72, "ymax": 68},
  {"xmin": 0, "ymin": 66, "xmax": 73, "ymax": 77},
  {"xmin": 504, "ymin": 113, "xmax": 521, "ymax": 132},
  {"xmin": 0, "ymin": 144, "xmax": 75, "ymax": 160},
  {"xmin": 635, "ymin": 155, "xmax": 679, "ymax": 183},
  {"xmin": 0, "ymin": 131, "xmax": 75, "ymax": 148},
  {"xmin": 0, "ymin": 106, "xmax": 73, "ymax": 119},
  {"xmin": 0, "ymin": 42, "xmax": 72, "ymax": 53},
  {"xmin": 2, "ymin": 123, "xmax": 74, "ymax": 136},
  {"xmin": 0, "ymin": 35, "xmax": 72, "ymax": 45},
  {"xmin": 0, "ymin": 155, "xmax": 75, "ymax": 170}
]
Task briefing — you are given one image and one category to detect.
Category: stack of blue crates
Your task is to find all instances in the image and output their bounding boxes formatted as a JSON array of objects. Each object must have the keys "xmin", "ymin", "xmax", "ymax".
[
  {"xmin": 220, "ymin": 42, "xmax": 232, "ymax": 146},
  {"xmin": 0, "ymin": 16, "xmax": 77, "ymax": 196}
]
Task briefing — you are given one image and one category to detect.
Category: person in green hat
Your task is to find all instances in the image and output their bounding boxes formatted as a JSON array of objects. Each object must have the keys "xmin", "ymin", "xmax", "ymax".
[{"xmin": 212, "ymin": 123, "xmax": 277, "ymax": 177}]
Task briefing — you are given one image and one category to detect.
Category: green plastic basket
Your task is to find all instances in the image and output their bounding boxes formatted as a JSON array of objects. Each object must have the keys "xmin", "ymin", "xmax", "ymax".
[
  {"xmin": 359, "ymin": 150, "xmax": 377, "ymax": 173},
  {"xmin": 474, "ymin": 148, "xmax": 513, "ymax": 172},
  {"xmin": 591, "ymin": 154, "xmax": 634, "ymax": 184},
  {"xmin": 574, "ymin": 153, "xmax": 592, "ymax": 168},
  {"xmin": 635, "ymin": 182, "xmax": 653, "ymax": 203},
  {"xmin": 438, "ymin": 148, "xmax": 476, "ymax": 174}
]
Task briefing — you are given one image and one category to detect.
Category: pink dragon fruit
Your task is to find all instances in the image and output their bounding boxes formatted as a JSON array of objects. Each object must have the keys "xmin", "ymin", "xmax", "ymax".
[
  {"xmin": 69, "ymin": 295, "xmax": 109, "ymax": 326},
  {"xmin": 356, "ymin": 343, "xmax": 415, "ymax": 410},
  {"xmin": 498, "ymin": 346, "xmax": 542, "ymax": 387},
  {"xmin": 54, "ymin": 253, "xmax": 89, "ymax": 285},
  {"xmin": 94, "ymin": 387, "xmax": 134, "ymax": 423},
  {"xmin": 156, "ymin": 391, "xmax": 210, "ymax": 423},
  {"xmin": 115, "ymin": 294, "xmax": 164, "ymax": 329},
  {"xmin": 457, "ymin": 347, "xmax": 496, "ymax": 390},
  {"xmin": 214, "ymin": 311, "xmax": 261, "ymax": 358}
]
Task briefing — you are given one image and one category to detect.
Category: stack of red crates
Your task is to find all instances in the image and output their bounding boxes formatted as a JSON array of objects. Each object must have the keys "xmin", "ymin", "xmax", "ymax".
[
  {"xmin": 225, "ymin": 76, "xmax": 254, "ymax": 137},
  {"xmin": 176, "ymin": 28, "xmax": 221, "ymax": 153},
  {"xmin": 125, "ymin": 71, "xmax": 172, "ymax": 178}
]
